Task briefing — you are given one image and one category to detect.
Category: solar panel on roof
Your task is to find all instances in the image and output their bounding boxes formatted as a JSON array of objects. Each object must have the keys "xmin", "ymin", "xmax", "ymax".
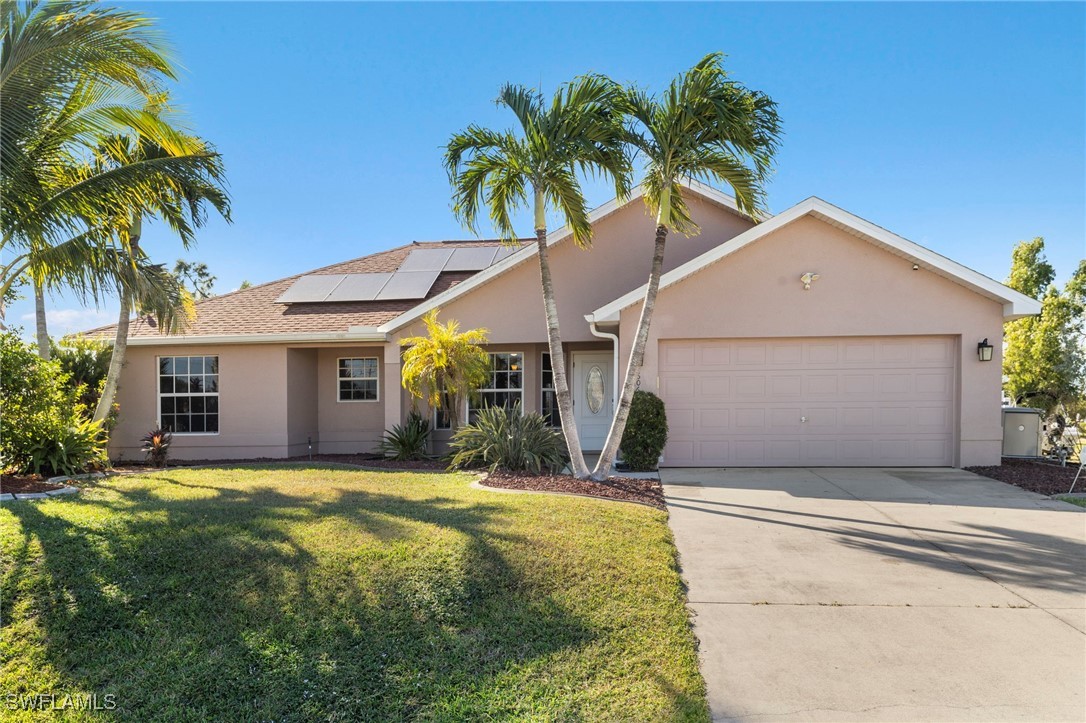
[
  {"xmin": 275, "ymin": 274, "xmax": 347, "ymax": 303},
  {"xmin": 375, "ymin": 270, "xmax": 440, "ymax": 300},
  {"xmin": 492, "ymin": 245, "xmax": 520, "ymax": 263},
  {"xmin": 400, "ymin": 248, "xmax": 454, "ymax": 272},
  {"xmin": 324, "ymin": 273, "xmax": 392, "ymax": 302},
  {"xmin": 445, "ymin": 246, "xmax": 499, "ymax": 271}
]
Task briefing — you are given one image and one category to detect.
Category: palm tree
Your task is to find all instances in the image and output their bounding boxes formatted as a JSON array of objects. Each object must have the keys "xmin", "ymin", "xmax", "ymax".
[
  {"xmin": 592, "ymin": 53, "xmax": 782, "ymax": 479},
  {"xmin": 91, "ymin": 125, "xmax": 230, "ymax": 424},
  {"xmin": 400, "ymin": 309, "xmax": 490, "ymax": 432},
  {"xmin": 445, "ymin": 76, "xmax": 630, "ymax": 478},
  {"xmin": 1, "ymin": 2, "xmax": 224, "ymax": 354}
]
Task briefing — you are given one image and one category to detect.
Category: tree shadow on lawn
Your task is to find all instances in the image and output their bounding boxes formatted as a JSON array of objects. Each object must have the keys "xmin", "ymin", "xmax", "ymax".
[
  {"xmin": 668, "ymin": 498, "xmax": 1085, "ymax": 596},
  {"xmin": 2, "ymin": 474, "xmax": 600, "ymax": 721}
]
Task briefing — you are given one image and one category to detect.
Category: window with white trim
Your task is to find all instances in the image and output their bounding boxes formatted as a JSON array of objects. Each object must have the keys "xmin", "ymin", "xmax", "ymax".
[
  {"xmin": 469, "ymin": 352, "xmax": 523, "ymax": 422},
  {"xmin": 159, "ymin": 356, "xmax": 219, "ymax": 434},
  {"xmin": 433, "ymin": 391, "xmax": 456, "ymax": 430},
  {"xmin": 338, "ymin": 358, "xmax": 379, "ymax": 401},
  {"xmin": 541, "ymin": 353, "xmax": 560, "ymax": 427}
]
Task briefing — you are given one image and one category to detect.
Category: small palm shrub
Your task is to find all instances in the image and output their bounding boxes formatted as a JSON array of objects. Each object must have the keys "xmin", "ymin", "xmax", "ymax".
[
  {"xmin": 140, "ymin": 428, "xmax": 173, "ymax": 468},
  {"xmin": 27, "ymin": 417, "xmax": 109, "ymax": 477},
  {"xmin": 1, "ymin": 331, "xmax": 107, "ymax": 475},
  {"xmin": 449, "ymin": 402, "xmax": 568, "ymax": 474},
  {"xmin": 377, "ymin": 411, "xmax": 431, "ymax": 460},
  {"xmin": 620, "ymin": 391, "xmax": 669, "ymax": 471}
]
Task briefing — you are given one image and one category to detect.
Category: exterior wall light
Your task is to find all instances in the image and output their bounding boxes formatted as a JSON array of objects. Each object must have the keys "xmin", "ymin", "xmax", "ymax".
[
  {"xmin": 800, "ymin": 272, "xmax": 820, "ymax": 290},
  {"xmin": 977, "ymin": 338, "xmax": 993, "ymax": 362}
]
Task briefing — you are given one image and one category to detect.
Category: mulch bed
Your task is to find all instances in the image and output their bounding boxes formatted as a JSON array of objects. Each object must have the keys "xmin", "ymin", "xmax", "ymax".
[
  {"xmin": 965, "ymin": 458, "xmax": 1083, "ymax": 496},
  {"xmin": 481, "ymin": 472, "xmax": 666, "ymax": 510},
  {"xmin": 112, "ymin": 453, "xmax": 448, "ymax": 473},
  {"xmin": 1, "ymin": 474, "xmax": 63, "ymax": 494}
]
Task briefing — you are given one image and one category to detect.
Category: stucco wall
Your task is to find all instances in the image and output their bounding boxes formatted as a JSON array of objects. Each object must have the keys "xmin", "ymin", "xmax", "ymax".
[
  {"xmin": 393, "ymin": 195, "xmax": 754, "ymax": 345},
  {"xmin": 109, "ymin": 344, "xmax": 291, "ymax": 461},
  {"xmin": 315, "ymin": 345, "xmax": 386, "ymax": 454},
  {"xmin": 286, "ymin": 348, "xmax": 319, "ymax": 456},
  {"xmin": 617, "ymin": 215, "xmax": 1006, "ymax": 467}
]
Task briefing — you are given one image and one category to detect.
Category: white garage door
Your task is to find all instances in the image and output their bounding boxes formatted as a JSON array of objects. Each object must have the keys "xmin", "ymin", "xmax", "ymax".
[{"xmin": 659, "ymin": 337, "xmax": 957, "ymax": 467}]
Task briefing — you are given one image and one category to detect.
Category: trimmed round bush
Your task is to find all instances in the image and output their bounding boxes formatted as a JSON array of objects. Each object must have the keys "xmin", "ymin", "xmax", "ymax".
[{"xmin": 620, "ymin": 390, "xmax": 668, "ymax": 471}]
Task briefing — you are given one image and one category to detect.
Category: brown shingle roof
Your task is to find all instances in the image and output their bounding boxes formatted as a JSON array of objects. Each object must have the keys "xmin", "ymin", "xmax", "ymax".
[{"xmin": 86, "ymin": 239, "xmax": 525, "ymax": 340}]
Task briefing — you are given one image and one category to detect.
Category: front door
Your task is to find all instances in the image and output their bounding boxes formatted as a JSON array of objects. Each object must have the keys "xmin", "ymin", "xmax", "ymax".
[{"xmin": 572, "ymin": 352, "xmax": 613, "ymax": 451}]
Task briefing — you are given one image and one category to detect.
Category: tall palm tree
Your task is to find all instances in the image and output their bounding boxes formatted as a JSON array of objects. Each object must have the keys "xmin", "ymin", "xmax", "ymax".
[
  {"xmin": 592, "ymin": 53, "xmax": 782, "ymax": 479},
  {"xmin": 1, "ymin": 2, "xmax": 222, "ymax": 355},
  {"xmin": 445, "ymin": 76, "xmax": 631, "ymax": 478},
  {"xmin": 91, "ymin": 124, "xmax": 230, "ymax": 424}
]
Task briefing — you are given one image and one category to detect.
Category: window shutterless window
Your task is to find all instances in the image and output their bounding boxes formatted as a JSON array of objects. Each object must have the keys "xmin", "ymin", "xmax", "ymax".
[
  {"xmin": 338, "ymin": 358, "xmax": 379, "ymax": 401},
  {"xmin": 469, "ymin": 352, "xmax": 524, "ymax": 422},
  {"xmin": 158, "ymin": 356, "xmax": 219, "ymax": 434},
  {"xmin": 541, "ymin": 352, "xmax": 559, "ymax": 427},
  {"xmin": 433, "ymin": 391, "xmax": 456, "ymax": 430}
]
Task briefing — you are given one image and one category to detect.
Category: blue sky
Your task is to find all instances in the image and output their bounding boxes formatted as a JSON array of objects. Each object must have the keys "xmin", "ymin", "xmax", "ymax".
[{"xmin": 14, "ymin": 1, "xmax": 1085, "ymax": 336}]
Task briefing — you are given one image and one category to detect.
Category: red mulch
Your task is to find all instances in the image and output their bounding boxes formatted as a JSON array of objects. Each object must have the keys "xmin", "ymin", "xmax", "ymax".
[
  {"xmin": 481, "ymin": 472, "xmax": 666, "ymax": 510},
  {"xmin": 1, "ymin": 474, "xmax": 63, "ymax": 494},
  {"xmin": 965, "ymin": 458, "xmax": 1083, "ymax": 496},
  {"xmin": 112, "ymin": 453, "xmax": 448, "ymax": 473}
]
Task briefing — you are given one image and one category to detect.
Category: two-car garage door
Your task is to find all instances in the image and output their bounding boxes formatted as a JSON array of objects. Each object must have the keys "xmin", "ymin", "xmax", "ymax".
[{"xmin": 659, "ymin": 336, "xmax": 957, "ymax": 467}]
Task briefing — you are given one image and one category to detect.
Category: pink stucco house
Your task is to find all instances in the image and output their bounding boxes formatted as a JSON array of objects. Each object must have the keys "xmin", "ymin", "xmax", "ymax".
[{"xmin": 90, "ymin": 181, "xmax": 1040, "ymax": 467}]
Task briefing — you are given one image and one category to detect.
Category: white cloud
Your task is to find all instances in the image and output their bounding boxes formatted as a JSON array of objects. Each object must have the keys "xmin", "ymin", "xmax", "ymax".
[{"xmin": 19, "ymin": 307, "xmax": 118, "ymax": 337}]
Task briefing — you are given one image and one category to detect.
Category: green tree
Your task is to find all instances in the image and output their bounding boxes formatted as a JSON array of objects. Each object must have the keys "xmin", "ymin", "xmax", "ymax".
[
  {"xmin": 173, "ymin": 259, "xmax": 216, "ymax": 299},
  {"xmin": 445, "ymin": 75, "xmax": 630, "ymax": 477},
  {"xmin": 1003, "ymin": 238, "xmax": 1085, "ymax": 413},
  {"xmin": 593, "ymin": 53, "xmax": 782, "ymax": 479},
  {"xmin": 0, "ymin": 2, "xmax": 227, "ymax": 358},
  {"xmin": 400, "ymin": 309, "xmax": 490, "ymax": 432},
  {"xmin": 51, "ymin": 335, "xmax": 113, "ymax": 409},
  {"xmin": 92, "ymin": 125, "xmax": 230, "ymax": 424}
]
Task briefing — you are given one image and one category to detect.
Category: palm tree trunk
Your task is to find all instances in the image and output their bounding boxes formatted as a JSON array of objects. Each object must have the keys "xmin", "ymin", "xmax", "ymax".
[
  {"xmin": 33, "ymin": 279, "xmax": 50, "ymax": 359},
  {"xmin": 535, "ymin": 220, "xmax": 590, "ymax": 479},
  {"xmin": 93, "ymin": 293, "xmax": 130, "ymax": 425},
  {"xmin": 593, "ymin": 224, "xmax": 669, "ymax": 479},
  {"xmin": 529, "ymin": 191, "xmax": 590, "ymax": 475}
]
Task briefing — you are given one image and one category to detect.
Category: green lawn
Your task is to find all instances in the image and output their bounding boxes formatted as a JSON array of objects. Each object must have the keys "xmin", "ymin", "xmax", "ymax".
[
  {"xmin": 1057, "ymin": 495, "xmax": 1086, "ymax": 508},
  {"xmin": 0, "ymin": 466, "xmax": 707, "ymax": 721}
]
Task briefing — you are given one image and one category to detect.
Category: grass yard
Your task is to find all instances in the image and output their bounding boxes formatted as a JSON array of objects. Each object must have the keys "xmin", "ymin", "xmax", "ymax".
[{"xmin": 0, "ymin": 466, "xmax": 707, "ymax": 721}]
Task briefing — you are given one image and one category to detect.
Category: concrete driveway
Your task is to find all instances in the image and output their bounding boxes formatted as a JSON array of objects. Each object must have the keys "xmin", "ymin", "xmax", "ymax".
[{"xmin": 662, "ymin": 467, "xmax": 1086, "ymax": 722}]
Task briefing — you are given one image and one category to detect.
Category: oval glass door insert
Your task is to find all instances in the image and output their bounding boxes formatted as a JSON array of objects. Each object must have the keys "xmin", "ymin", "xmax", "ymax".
[{"xmin": 586, "ymin": 366, "xmax": 605, "ymax": 414}]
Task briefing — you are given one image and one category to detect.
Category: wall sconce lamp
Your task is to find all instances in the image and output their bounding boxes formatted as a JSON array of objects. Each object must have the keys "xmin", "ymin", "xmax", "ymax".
[
  {"xmin": 800, "ymin": 272, "xmax": 820, "ymax": 290},
  {"xmin": 977, "ymin": 338, "xmax": 993, "ymax": 362}
]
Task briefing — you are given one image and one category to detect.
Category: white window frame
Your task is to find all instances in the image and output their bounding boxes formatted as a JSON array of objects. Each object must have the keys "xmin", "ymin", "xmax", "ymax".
[
  {"xmin": 337, "ymin": 357, "xmax": 380, "ymax": 403},
  {"xmin": 469, "ymin": 351, "xmax": 525, "ymax": 420},
  {"xmin": 540, "ymin": 351, "xmax": 560, "ymax": 428},
  {"xmin": 156, "ymin": 355, "xmax": 220, "ymax": 436}
]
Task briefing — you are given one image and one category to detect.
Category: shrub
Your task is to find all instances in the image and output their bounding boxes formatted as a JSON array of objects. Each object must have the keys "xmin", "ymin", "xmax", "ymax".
[
  {"xmin": 449, "ymin": 402, "xmax": 568, "ymax": 474},
  {"xmin": 27, "ymin": 417, "xmax": 109, "ymax": 477},
  {"xmin": 620, "ymin": 391, "xmax": 669, "ymax": 471},
  {"xmin": 140, "ymin": 428, "xmax": 172, "ymax": 468},
  {"xmin": 1, "ymin": 331, "xmax": 107, "ymax": 475},
  {"xmin": 377, "ymin": 411, "xmax": 431, "ymax": 460},
  {"xmin": 51, "ymin": 336, "xmax": 113, "ymax": 409}
]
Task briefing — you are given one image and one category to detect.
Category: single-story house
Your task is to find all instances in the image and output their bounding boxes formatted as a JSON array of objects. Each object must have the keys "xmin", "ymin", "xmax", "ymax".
[{"xmin": 89, "ymin": 180, "xmax": 1040, "ymax": 467}]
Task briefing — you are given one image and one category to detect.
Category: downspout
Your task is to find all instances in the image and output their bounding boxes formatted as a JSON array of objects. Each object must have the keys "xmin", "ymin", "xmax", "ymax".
[{"xmin": 587, "ymin": 317, "xmax": 620, "ymax": 419}]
